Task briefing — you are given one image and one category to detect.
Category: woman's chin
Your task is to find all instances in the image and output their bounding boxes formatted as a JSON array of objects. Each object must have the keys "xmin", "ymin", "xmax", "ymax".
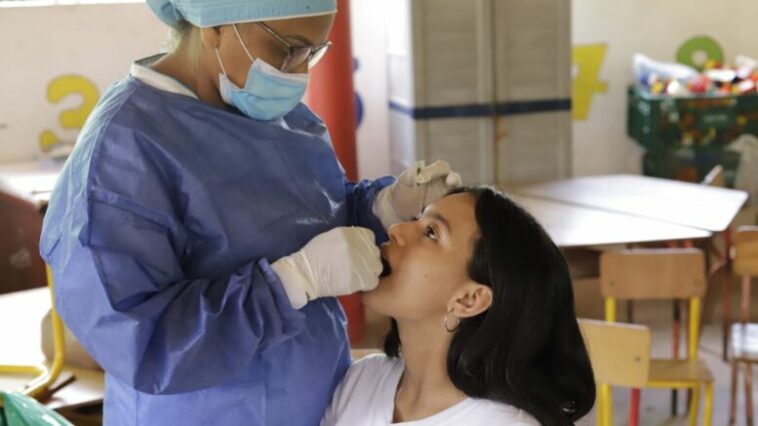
[
  {"xmin": 360, "ymin": 282, "xmax": 385, "ymax": 309},
  {"xmin": 360, "ymin": 283, "xmax": 379, "ymax": 300}
]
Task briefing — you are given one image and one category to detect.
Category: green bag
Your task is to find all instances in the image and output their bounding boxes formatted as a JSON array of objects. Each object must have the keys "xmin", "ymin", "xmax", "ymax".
[{"xmin": 0, "ymin": 392, "xmax": 72, "ymax": 426}]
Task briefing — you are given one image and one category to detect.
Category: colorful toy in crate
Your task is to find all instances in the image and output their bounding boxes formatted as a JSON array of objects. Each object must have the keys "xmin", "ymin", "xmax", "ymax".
[
  {"xmin": 634, "ymin": 53, "xmax": 758, "ymax": 97},
  {"xmin": 687, "ymin": 75, "xmax": 712, "ymax": 94}
]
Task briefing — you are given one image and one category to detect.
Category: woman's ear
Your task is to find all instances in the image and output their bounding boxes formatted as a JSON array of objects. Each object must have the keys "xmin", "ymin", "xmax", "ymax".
[
  {"xmin": 447, "ymin": 281, "xmax": 492, "ymax": 319},
  {"xmin": 200, "ymin": 26, "xmax": 222, "ymax": 49}
]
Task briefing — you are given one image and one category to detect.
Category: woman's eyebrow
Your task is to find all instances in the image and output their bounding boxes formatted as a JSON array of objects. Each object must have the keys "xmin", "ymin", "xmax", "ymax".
[{"xmin": 427, "ymin": 211, "xmax": 452, "ymax": 234}]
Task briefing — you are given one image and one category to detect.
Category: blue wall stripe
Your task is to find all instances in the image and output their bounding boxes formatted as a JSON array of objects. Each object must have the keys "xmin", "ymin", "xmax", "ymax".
[
  {"xmin": 389, "ymin": 99, "xmax": 571, "ymax": 120},
  {"xmin": 496, "ymin": 99, "xmax": 572, "ymax": 115}
]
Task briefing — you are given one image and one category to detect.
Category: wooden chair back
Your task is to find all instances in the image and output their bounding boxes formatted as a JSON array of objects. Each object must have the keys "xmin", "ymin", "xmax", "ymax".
[
  {"xmin": 579, "ymin": 319, "xmax": 651, "ymax": 388},
  {"xmin": 600, "ymin": 249, "xmax": 707, "ymax": 300},
  {"xmin": 734, "ymin": 226, "xmax": 758, "ymax": 277}
]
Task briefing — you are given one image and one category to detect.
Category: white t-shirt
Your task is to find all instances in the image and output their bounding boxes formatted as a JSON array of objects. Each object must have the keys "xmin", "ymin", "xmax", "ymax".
[{"xmin": 322, "ymin": 354, "xmax": 539, "ymax": 426}]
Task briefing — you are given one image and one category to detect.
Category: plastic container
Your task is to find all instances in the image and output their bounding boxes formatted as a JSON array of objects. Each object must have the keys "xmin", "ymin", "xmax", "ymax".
[
  {"xmin": 627, "ymin": 85, "xmax": 758, "ymax": 150},
  {"xmin": 642, "ymin": 146, "xmax": 741, "ymax": 186}
]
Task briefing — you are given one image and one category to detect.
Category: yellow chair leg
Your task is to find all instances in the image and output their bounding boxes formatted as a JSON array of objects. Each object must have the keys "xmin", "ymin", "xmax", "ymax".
[
  {"xmin": 704, "ymin": 382, "xmax": 713, "ymax": 426},
  {"xmin": 689, "ymin": 298, "xmax": 701, "ymax": 359},
  {"xmin": 0, "ymin": 365, "xmax": 45, "ymax": 375},
  {"xmin": 688, "ymin": 385, "xmax": 700, "ymax": 426},
  {"xmin": 597, "ymin": 381, "xmax": 606, "ymax": 426},
  {"xmin": 605, "ymin": 298, "xmax": 617, "ymax": 323},
  {"xmin": 596, "ymin": 387, "xmax": 605, "ymax": 426},
  {"xmin": 601, "ymin": 384, "xmax": 613, "ymax": 426},
  {"xmin": 24, "ymin": 267, "xmax": 66, "ymax": 397},
  {"xmin": 601, "ymin": 298, "xmax": 615, "ymax": 426}
]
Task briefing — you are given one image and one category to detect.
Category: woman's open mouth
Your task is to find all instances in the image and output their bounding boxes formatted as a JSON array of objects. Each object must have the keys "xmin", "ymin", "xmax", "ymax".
[{"xmin": 380, "ymin": 256, "xmax": 392, "ymax": 277}]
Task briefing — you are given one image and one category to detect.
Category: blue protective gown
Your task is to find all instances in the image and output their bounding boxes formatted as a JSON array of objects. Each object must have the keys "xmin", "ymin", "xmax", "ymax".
[{"xmin": 40, "ymin": 73, "xmax": 392, "ymax": 425}]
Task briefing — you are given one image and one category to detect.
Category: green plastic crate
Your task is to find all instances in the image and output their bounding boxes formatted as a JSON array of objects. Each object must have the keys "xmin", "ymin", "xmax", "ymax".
[
  {"xmin": 642, "ymin": 145, "xmax": 741, "ymax": 187},
  {"xmin": 627, "ymin": 85, "xmax": 758, "ymax": 150}
]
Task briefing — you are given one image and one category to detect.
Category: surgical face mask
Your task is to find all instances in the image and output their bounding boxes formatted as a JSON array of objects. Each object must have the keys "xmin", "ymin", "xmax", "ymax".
[{"xmin": 215, "ymin": 25, "xmax": 309, "ymax": 121}]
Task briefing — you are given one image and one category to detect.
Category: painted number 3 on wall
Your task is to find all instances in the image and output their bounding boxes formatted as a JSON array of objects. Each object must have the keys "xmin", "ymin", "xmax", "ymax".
[{"xmin": 39, "ymin": 75, "xmax": 99, "ymax": 153}]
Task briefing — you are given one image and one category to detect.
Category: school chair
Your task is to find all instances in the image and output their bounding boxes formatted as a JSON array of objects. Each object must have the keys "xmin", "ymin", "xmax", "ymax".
[
  {"xmin": 0, "ymin": 265, "xmax": 65, "ymax": 407},
  {"xmin": 658, "ymin": 165, "xmax": 728, "ymax": 380},
  {"xmin": 579, "ymin": 319, "xmax": 651, "ymax": 426},
  {"xmin": 728, "ymin": 226, "xmax": 758, "ymax": 426},
  {"xmin": 700, "ymin": 165, "xmax": 739, "ymax": 361},
  {"xmin": 600, "ymin": 248, "xmax": 714, "ymax": 426},
  {"xmin": 702, "ymin": 164, "xmax": 726, "ymax": 188}
]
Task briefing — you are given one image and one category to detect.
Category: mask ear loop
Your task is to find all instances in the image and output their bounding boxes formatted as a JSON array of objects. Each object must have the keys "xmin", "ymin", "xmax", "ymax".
[
  {"xmin": 232, "ymin": 24, "xmax": 256, "ymax": 62},
  {"xmin": 214, "ymin": 48, "xmax": 229, "ymax": 77},
  {"xmin": 215, "ymin": 24, "xmax": 256, "ymax": 78}
]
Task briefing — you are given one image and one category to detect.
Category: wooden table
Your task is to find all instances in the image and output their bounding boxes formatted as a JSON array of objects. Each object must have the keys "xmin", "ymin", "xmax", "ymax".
[
  {"xmin": 510, "ymin": 194, "xmax": 712, "ymax": 248},
  {"xmin": 0, "ymin": 288, "xmax": 104, "ymax": 410},
  {"xmin": 515, "ymin": 174, "xmax": 749, "ymax": 232}
]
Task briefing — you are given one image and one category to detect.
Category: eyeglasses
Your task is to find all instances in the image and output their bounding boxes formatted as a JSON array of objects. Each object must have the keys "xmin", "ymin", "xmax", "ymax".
[{"xmin": 256, "ymin": 22, "xmax": 332, "ymax": 72}]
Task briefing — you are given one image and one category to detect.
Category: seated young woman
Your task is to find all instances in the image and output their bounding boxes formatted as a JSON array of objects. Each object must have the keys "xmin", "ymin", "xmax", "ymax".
[{"xmin": 322, "ymin": 186, "xmax": 596, "ymax": 425}]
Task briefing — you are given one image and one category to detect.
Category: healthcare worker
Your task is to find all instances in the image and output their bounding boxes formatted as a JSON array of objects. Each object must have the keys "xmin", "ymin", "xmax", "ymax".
[{"xmin": 40, "ymin": 0, "xmax": 460, "ymax": 425}]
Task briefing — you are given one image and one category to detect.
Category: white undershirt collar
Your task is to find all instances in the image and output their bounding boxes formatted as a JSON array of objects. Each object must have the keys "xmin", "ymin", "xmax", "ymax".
[{"xmin": 130, "ymin": 54, "xmax": 199, "ymax": 99}]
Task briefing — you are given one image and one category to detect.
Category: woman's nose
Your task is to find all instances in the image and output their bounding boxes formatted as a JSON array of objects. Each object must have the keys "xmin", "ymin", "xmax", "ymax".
[
  {"xmin": 388, "ymin": 221, "xmax": 414, "ymax": 246},
  {"xmin": 388, "ymin": 223, "xmax": 405, "ymax": 246}
]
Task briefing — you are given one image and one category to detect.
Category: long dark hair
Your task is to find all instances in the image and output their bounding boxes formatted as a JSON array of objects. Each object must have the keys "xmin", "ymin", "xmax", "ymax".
[{"xmin": 384, "ymin": 186, "xmax": 595, "ymax": 425}]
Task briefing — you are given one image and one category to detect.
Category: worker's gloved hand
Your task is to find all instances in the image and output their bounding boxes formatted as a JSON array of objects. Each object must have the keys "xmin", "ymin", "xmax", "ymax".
[
  {"xmin": 373, "ymin": 160, "xmax": 462, "ymax": 229},
  {"xmin": 271, "ymin": 227, "xmax": 382, "ymax": 309}
]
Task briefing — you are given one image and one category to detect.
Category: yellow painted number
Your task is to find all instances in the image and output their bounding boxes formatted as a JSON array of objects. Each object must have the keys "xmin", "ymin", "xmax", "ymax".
[
  {"xmin": 572, "ymin": 44, "xmax": 608, "ymax": 121},
  {"xmin": 39, "ymin": 75, "xmax": 99, "ymax": 152}
]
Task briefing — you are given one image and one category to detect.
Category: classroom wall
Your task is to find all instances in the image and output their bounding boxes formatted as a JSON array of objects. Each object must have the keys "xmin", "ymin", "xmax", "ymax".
[
  {"xmin": 5, "ymin": 1, "xmax": 757, "ymax": 180},
  {"xmin": 0, "ymin": 1, "xmax": 167, "ymax": 163},
  {"xmin": 572, "ymin": 0, "xmax": 758, "ymax": 176},
  {"xmin": 0, "ymin": 0, "xmax": 394, "ymax": 180}
]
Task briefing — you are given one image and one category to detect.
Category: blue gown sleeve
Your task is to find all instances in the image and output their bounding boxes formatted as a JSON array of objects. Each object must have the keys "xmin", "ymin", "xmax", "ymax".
[
  {"xmin": 44, "ymin": 192, "xmax": 305, "ymax": 395},
  {"xmin": 344, "ymin": 176, "xmax": 395, "ymax": 244}
]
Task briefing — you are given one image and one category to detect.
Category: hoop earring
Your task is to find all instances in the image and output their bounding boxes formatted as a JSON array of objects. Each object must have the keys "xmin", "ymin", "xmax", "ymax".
[{"xmin": 444, "ymin": 310, "xmax": 460, "ymax": 333}]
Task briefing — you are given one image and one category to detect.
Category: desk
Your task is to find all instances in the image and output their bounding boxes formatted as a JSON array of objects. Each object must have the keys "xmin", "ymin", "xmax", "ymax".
[
  {"xmin": 510, "ymin": 194, "xmax": 712, "ymax": 248},
  {"xmin": 514, "ymin": 174, "xmax": 749, "ymax": 362},
  {"xmin": 0, "ymin": 288, "xmax": 104, "ymax": 410},
  {"xmin": 516, "ymin": 174, "xmax": 748, "ymax": 232}
]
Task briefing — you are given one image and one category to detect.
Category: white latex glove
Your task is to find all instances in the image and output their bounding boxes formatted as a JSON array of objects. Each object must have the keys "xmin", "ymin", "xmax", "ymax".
[
  {"xmin": 372, "ymin": 160, "xmax": 462, "ymax": 229},
  {"xmin": 271, "ymin": 227, "xmax": 382, "ymax": 309}
]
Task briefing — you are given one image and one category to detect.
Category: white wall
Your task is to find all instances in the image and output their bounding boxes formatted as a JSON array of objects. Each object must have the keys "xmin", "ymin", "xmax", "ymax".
[
  {"xmin": 350, "ymin": 0, "xmax": 391, "ymax": 179},
  {"xmin": 0, "ymin": 1, "xmax": 168, "ymax": 163},
  {"xmin": 572, "ymin": 0, "xmax": 758, "ymax": 176}
]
